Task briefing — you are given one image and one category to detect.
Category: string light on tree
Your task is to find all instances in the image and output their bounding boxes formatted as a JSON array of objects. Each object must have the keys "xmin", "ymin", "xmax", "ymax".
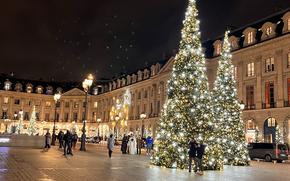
[
  {"xmin": 152, "ymin": 0, "xmax": 223, "ymax": 170},
  {"xmin": 212, "ymin": 31, "xmax": 250, "ymax": 166}
]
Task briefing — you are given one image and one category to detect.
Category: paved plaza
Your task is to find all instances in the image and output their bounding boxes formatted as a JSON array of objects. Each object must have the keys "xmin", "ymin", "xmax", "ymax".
[{"xmin": 0, "ymin": 144, "xmax": 289, "ymax": 181}]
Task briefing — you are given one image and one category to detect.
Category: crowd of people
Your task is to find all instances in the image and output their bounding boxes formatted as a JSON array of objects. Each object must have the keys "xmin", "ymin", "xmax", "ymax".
[
  {"xmin": 107, "ymin": 134, "xmax": 154, "ymax": 158},
  {"xmin": 44, "ymin": 130, "xmax": 78, "ymax": 156},
  {"xmin": 45, "ymin": 131, "xmax": 206, "ymax": 175}
]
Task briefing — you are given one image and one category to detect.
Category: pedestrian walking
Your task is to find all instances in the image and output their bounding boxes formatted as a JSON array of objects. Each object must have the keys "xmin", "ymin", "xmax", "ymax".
[
  {"xmin": 196, "ymin": 141, "xmax": 206, "ymax": 175},
  {"xmin": 44, "ymin": 130, "xmax": 51, "ymax": 149},
  {"xmin": 57, "ymin": 130, "xmax": 64, "ymax": 149},
  {"xmin": 63, "ymin": 130, "xmax": 73, "ymax": 156},
  {"xmin": 107, "ymin": 134, "xmax": 115, "ymax": 158},
  {"xmin": 146, "ymin": 136, "xmax": 154, "ymax": 155},
  {"xmin": 188, "ymin": 139, "xmax": 197, "ymax": 173}
]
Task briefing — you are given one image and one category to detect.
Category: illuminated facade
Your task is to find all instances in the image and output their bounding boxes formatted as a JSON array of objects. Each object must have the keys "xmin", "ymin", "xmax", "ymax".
[{"xmin": 1, "ymin": 10, "xmax": 290, "ymax": 143}]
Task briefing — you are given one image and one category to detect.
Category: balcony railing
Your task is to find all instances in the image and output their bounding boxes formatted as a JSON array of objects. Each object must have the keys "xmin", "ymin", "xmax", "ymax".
[
  {"xmin": 262, "ymin": 102, "xmax": 276, "ymax": 109},
  {"xmin": 244, "ymin": 104, "xmax": 256, "ymax": 110}
]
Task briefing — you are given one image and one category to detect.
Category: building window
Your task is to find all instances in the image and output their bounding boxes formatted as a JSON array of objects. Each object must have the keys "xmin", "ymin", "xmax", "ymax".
[
  {"xmin": 94, "ymin": 102, "xmax": 98, "ymax": 108},
  {"xmin": 265, "ymin": 57, "xmax": 274, "ymax": 72},
  {"xmin": 24, "ymin": 112, "xmax": 29, "ymax": 120},
  {"xmin": 247, "ymin": 31, "xmax": 254, "ymax": 44},
  {"xmin": 3, "ymin": 97, "xmax": 9, "ymax": 104},
  {"xmin": 45, "ymin": 101, "xmax": 51, "ymax": 107},
  {"xmin": 247, "ymin": 62, "xmax": 255, "ymax": 77},
  {"xmin": 74, "ymin": 102, "xmax": 79, "ymax": 108},
  {"xmin": 65, "ymin": 102, "xmax": 70, "ymax": 108},
  {"xmin": 35, "ymin": 113, "xmax": 40, "ymax": 121},
  {"xmin": 73, "ymin": 113, "xmax": 78, "ymax": 121},
  {"xmin": 64, "ymin": 113, "xmax": 69, "ymax": 122},
  {"xmin": 144, "ymin": 90, "xmax": 148, "ymax": 98},
  {"xmin": 45, "ymin": 113, "xmax": 50, "ymax": 121},
  {"xmin": 157, "ymin": 101, "xmax": 160, "ymax": 115},
  {"xmin": 288, "ymin": 79, "xmax": 290, "ymax": 103},
  {"xmin": 14, "ymin": 99, "xmax": 20, "ymax": 105},
  {"xmin": 233, "ymin": 66, "xmax": 238, "ymax": 80},
  {"xmin": 266, "ymin": 27, "xmax": 272, "ymax": 36},
  {"xmin": 267, "ymin": 117, "xmax": 276, "ymax": 127},
  {"xmin": 246, "ymin": 86, "xmax": 254, "ymax": 107},
  {"xmin": 288, "ymin": 18, "xmax": 290, "ymax": 31},
  {"xmin": 216, "ymin": 43, "xmax": 221, "ymax": 55},
  {"xmin": 287, "ymin": 53, "xmax": 290, "ymax": 68},
  {"xmin": 247, "ymin": 120, "xmax": 256, "ymax": 130},
  {"xmin": 138, "ymin": 92, "xmax": 141, "ymax": 99},
  {"xmin": 265, "ymin": 82, "xmax": 275, "ymax": 107}
]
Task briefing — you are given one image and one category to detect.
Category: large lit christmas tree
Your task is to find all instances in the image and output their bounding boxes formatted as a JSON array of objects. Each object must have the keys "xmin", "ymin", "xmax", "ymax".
[
  {"xmin": 212, "ymin": 31, "xmax": 249, "ymax": 166},
  {"xmin": 152, "ymin": 0, "xmax": 223, "ymax": 170},
  {"xmin": 28, "ymin": 106, "xmax": 37, "ymax": 136}
]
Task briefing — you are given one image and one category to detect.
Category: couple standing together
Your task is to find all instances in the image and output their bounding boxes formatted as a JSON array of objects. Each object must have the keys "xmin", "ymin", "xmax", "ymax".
[{"xmin": 188, "ymin": 139, "xmax": 205, "ymax": 175}]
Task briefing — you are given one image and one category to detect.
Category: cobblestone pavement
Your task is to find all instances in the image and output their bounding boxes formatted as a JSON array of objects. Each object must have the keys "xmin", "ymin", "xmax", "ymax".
[{"xmin": 0, "ymin": 144, "xmax": 290, "ymax": 181}]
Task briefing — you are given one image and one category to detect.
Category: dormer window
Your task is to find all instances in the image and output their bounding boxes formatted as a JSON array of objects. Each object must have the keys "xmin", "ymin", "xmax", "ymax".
[
  {"xmin": 4, "ymin": 80, "xmax": 12, "ymax": 91},
  {"xmin": 266, "ymin": 27, "xmax": 272, "ymax": 36},
  {"xmin": 15, "ymin": 83, "xmax": 23, "ymax": 92},
  {"xmin": 93, "ymin": 87, "xmax": 98, "ymax": 95},
  {"xmin": 282, "ymin": 12, "xmax": 290, "ymax": 33},
  {"xmin": 247, "ymin": 32, "xmax": 254, "ymax": 44},
  {"xmin": 46, "ymin": 86, "xmax": 53, "ymax": 95},
  {"xmin": 26, "ymin": 84, "xmax": 33, "ymax": 93},
  {"xmin": 36, "ymin": 86, "xmax": 43, "ymax": 94},
  {"xmin": 56, "ymin": 87, "xmax": 63, "ymax": 93},
  {"xmin": 216, "ymin": 43, "xmax": 221, "ymax": 55}
]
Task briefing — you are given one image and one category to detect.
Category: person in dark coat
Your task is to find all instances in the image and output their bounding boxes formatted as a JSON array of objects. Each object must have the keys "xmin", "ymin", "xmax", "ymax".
[
  {"xmin": 196, "ymin": 142, "xmax": 206, "ymax": 175},
  {"xmin": 121, "ymin": 134, "xmax": 128, "ymax": 154},
  {"xmin": 63, "ymin": 130, "xmax": 73, "ymax": 156},
  {"xmin": 57, "ymin": 131, "xmax": 64, "ymax": 149},
  {"xmin": 188, "ymin": 139, "xmax": 197, "ymax": 173},
  {"xmin": 44, "ymin": 130, "xmax": 51, "ymax": 149},
  {"xmin": 72, "ymin": 132, "xmax": 78, "ymax": 149}
]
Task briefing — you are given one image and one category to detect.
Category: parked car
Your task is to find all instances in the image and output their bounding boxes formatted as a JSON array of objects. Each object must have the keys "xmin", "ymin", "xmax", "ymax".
[{"xmin": 248, "ymin": 143, "xmax": 289, "ymax": 162}]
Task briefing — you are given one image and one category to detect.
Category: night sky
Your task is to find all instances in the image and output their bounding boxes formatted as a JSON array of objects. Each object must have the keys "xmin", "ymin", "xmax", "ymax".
[{"xmin": 0, "ymin": 0, "xmax": 290, "ymax": 82}]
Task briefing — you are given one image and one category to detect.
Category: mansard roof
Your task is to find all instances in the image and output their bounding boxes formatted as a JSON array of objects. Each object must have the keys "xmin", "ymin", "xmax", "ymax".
[{"xmin": 203, "ymin": 8, "xmax": 290, "ymax": 58}]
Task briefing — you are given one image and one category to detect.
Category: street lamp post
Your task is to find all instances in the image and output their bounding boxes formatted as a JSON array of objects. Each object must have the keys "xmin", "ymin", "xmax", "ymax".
[
  {"xmin": 51, "ymin": 93, "xmax": 61, "ymax": 146},
  {"xmin": 140, "ymin": 113, "xmax": 146, "ymax": 138},
  {"xmin": 97, "ymin": 118, "xmax": 101, "ymax": 137},
  {"xmin": 17, "ymin": 110, "xmax": 23, "ymax": 134},
  {"xmin": 80, "ymin": 74, "xmax": 94, "ymax": 151}
]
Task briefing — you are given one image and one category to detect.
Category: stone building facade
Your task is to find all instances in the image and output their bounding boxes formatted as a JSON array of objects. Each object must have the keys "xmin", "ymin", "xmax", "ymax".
[{"xmin": 1, "ymin": 9, "xmax": 290, "ymax": 143}]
